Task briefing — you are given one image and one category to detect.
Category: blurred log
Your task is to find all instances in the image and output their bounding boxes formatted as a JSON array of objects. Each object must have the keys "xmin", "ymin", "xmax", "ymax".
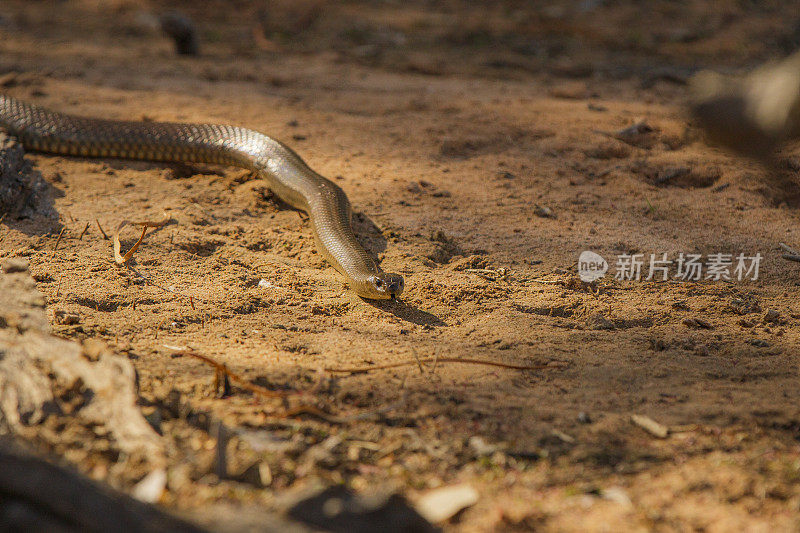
[
  {"xmin": 0, "ymin": 443, "xmax": 204, "ymax": 533},
  {"xmin": 690, "ymin": 52, "xmax": 800, "ymax": 160}
]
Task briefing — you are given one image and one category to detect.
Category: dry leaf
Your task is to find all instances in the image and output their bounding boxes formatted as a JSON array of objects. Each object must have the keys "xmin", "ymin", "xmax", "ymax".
[{"xmin": 112, "ymin": 212, "xmax": 170, "ymax": 264}]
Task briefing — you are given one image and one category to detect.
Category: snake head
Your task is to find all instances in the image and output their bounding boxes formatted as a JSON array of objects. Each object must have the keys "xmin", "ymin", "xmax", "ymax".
[{"xmin": 364, "ymin": 273, "xmax": 404, "ymax": 300}]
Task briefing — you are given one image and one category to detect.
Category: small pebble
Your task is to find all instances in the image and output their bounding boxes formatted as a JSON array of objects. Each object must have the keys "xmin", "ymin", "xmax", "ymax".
[
  {"xmin": 415, "ymin": 484, "xmax": 479, "ymax": 523},
  {"xmin": 683, "ymin": 317, "xmax": 712, "ymax": 329},
  {"xmin": 54, "ymin": 311, "xmax": 80, "ymax": 325},
  {"xmin": 748, "ymin": 339, "xmax": 770, "ymax": 348},
  {"xmin": 587, "ymin": 313, "xmax": 615, "ymax": 330},
  {"xmin": 468, "ymin": 436, "xmax": 499, "ymax": 456},
  {"xmin": 132, "ymin": 469, "xmax": 167, "ymax": 503}
]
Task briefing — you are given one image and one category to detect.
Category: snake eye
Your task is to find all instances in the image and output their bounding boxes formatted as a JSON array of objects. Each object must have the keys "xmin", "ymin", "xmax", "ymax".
[{"xmin": 374, "ymin": 278, "xmax": 384, "ymax": 289}]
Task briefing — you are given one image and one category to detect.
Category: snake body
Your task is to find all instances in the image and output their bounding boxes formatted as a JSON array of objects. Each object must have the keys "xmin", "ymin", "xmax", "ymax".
[{"xmin": 0, "ymin": 95, "xmax": 403, "ymax": 299}]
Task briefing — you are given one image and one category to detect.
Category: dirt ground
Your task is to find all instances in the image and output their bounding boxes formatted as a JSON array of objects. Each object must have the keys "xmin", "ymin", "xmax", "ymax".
[{"xmin": 2, "ymin": 0, "xmax": 800, "ymax": 531}]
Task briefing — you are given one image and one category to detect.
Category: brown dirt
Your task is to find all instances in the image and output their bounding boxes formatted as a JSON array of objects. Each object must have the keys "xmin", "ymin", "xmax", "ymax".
[{"xmin": 2, "ymin": 1, "xmax": 800, "ymax": 531}]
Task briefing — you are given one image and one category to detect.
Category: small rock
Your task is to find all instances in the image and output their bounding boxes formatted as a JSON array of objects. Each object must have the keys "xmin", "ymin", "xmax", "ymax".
[
  {"xmin": 144, "ymin": 409, "xmax": 163, "ymax": 434},
  {"xmin": 601, "ymin": 487, "xmax": 633, "ymax": 507},
  {"xmin": 288, "ymin": 486, "xmax": 435, "ymax": 532},
  {"xmin": 2, "ymin": 257, "xmax": 29, "ymax": 273},
  {"xmin": 439, "ymin": 137, "xmax": 487, "ymax": 158},
  {"xmin": 584, "ymin": 141, "xmax": 630, "ymax": 160},
  {"xmin": 683, "ymin": 317, "xmax": 712, "ymax": 329},
  {"xmin": 654, "ymin": 166, "xmax": 690, "ymax": 185},
  {"xmin": 614, "ymin": 120, "xmax": 656, "ymax": 147},
  {"xmin": 258, "ymin": 462, "xmax": 273, "ymax": 486},
  {"xmin": 54, "ymin": 310, "xmax": 80, "ymax": 325},
  {"xmin": 468, "ymin": 436, "xmax": 499, "ymax": 456},
  {"xmin": 729, "ymin": 297, "xmax": 761, "ymax": 315},
  {"xmin": 578, "ymin": 412, "xmax": 592, "ymax": 424},
  {"xmin": 415, "ymin": 484, "xmax": 479, "ymax": 523},
  {"xmin": 587, "ymin": 313, "xmax": 615, "ymax": 330},
  {"xmin": 132, "ymin": 469, "xmax": 167, "ymax": 503},
  {"xmin": 534, "ymin": 205, "xmax": 554, "ymax": 218},
  {"xmin": 763, "ymin": 309, "xmax": 781, "ymax": 323},
  {"xmin": 235, "ymin": 460, "xmax": 272, "ymax": 488}
]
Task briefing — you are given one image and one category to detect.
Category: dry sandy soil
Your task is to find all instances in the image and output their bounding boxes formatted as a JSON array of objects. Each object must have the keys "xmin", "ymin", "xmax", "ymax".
[{"xmin": 2, "ymin": 0, "xmax": 800, "ymax": 530}]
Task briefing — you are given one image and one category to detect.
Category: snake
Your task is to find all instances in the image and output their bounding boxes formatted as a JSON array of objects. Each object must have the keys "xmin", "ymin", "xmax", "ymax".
[{"xmin": 0, "ymin": 94, "xmax": 404, "ymax": 300}]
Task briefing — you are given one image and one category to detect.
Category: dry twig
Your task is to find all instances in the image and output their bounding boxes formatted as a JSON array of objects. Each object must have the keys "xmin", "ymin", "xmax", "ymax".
[
  {"xmin": 95, "ymin": 218, "xmax": 109, "ymax": 239},
  {"xmin": 53, "ymin": 227, "xmax": 66, "ymax": 251},
  {"xmin": 78, "ymin": 222, "xmax": 90, "ymax": 240},
  {"xmin": 170, "ymin": 349, "xmax": 305, "ymax": 399},
  {"xmin": 779, "ymin": 242, "xmax": 800, "ymax": 263},
  {"xmin": 111, "ymin": 212, "xmax": 201, "ymax": 308},
  {"xmin": 326, "ymin": 357, "xmax": 566, "ymax": 374}
]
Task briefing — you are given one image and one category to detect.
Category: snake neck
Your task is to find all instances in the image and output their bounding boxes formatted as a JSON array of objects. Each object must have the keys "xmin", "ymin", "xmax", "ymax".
[{"xmin": 0, "ymin": 94, "xmax": 399, "ymax": 299}]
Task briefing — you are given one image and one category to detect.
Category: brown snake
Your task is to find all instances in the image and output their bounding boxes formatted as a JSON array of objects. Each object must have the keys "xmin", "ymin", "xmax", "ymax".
[{"xmin": 0, "ymin": 95, "xmax": 404, "ymax": 299}]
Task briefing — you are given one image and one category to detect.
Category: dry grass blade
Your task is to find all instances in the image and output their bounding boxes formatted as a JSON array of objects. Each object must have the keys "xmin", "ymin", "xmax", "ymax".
[
  {"xmin": 115, "ymin": 226, "xmax": 147, "ymax": 263},
  {"xmin": 113, "ymin": 212, "xmax": 171, "ymax": 264},
  {"xmin": 53, "ymin": 226, "xmax": 66, "ymax": 251},
  {"xmin": 165, "ymin": 348, "xmax": 403, "ymax": 423},
  {"xmin": 110, "ymin": 211, "xmax": 204, "ymax": 307},
  {"xmin": 95, "ymin": 218, "xmax": 109, "ymax": 239},
  {"xmin": 78, "ymin": 222, "xmax": 90, "ymax": 240},
  {"xmin": 326, "ymin": 357, "xmax": 567, "ymax": 374}
]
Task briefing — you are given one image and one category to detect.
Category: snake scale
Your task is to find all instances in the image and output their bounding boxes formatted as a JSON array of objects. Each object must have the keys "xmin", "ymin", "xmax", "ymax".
[{"xmin": 0, "ymin": 95, "xmax": 404, "ymax": 299}]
